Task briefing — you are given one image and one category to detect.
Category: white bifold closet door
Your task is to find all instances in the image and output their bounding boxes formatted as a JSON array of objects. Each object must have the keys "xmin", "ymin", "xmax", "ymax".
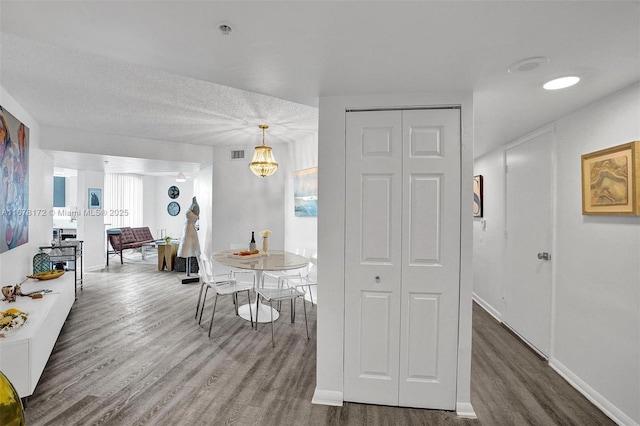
[{"xmin": 344, "ymin": 108, "xmax": 461, "ymax": 409}]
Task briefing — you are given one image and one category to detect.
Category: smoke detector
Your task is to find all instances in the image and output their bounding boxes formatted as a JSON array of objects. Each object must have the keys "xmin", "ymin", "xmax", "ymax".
[
  {"xmin": 507, "ymin": 57, "xmax": 549, "ymax": 74},
  {"xmin": 217, "ymin": 22, "xmax": 234, "ymax": 36}
]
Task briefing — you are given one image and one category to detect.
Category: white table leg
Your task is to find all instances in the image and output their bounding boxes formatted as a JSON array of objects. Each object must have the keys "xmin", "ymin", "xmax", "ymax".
[
  {"xmin": 238, "ymin": 302, "xmax": 280, "ymax": 323},
  {"xmin": 236, "ymin": 270, "xmax": 280, "ymax": 323}
]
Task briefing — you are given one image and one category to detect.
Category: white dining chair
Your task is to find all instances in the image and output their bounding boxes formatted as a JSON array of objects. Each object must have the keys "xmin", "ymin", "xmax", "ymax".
[
  {"xmin": 262, "ymin": 248, "xmax": 313, "ymax": 289},
  {"xmin": 278, "ymin": 255, "xmax": 316, "ymax": 323},
  {"xmin": 227, "ymin": 243, "xmax": 257, "ymax": 287},
  {"xmin": 281, "ymin": 254, "xmax": 317, "ymax": 312},
  {"xmin": 196, "ymin": 254, "xmax": 254, "ymax": 337},
  {"xmin": 255, "ymin": 286, "xmax": 309, "ymax": 347}
]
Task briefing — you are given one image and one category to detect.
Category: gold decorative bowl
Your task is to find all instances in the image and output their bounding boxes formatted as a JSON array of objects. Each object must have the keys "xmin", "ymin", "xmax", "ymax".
[
  {"xmin": 27, "ymin": 270, "xmax": 65, "ymax": 280},
  {"xmin": 0, "ymin": 370, "xmax": 25, "ymax": 426}
]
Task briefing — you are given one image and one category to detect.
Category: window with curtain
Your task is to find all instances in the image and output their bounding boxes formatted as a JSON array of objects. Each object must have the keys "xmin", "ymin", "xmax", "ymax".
[{"xmin": 104, "ymin": 173, "xmax": 143, "ymax": 228}]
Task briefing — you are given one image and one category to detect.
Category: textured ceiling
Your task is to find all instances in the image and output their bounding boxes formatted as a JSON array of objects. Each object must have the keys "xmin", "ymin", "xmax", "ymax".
[
  {"xmin": 1, "ymin": 34, "xmax": 318, "ymax": 148},
  {"xmin": 1, "ymin": 1, "xmax": 639, "ymax": 173}
]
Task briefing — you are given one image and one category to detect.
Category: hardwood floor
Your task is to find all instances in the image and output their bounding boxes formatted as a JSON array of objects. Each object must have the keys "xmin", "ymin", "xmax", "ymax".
[
  {"xmin": 22, "ymin": 263, "xmax": 613, "ymax": 426},
  {"xmin": 471, "ymin": 304, "xmax": 614, "ymax": 426}
]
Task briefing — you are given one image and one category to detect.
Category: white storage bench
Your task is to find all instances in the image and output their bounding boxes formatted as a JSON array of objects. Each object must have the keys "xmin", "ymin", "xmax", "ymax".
[{"xmin": 0, "ymin": 272, "xmax": 75, "ymax": 397}]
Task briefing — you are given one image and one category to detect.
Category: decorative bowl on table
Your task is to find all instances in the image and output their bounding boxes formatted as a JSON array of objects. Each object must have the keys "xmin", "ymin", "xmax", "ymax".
[{"xmin": 27, "ymin": 270, "xmax": 65, "ymax": 280}]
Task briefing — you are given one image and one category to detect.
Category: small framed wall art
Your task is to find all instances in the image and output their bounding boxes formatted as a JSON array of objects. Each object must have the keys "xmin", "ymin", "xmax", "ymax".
[
  {"xmin": 167, "ymin": 201, "xmax": 181, "ymax": 216},
  {"xmin": 168, "ymin": 185, "xmax": 180, "ymax": 199},
  {"xmin": 473, "ymin": 175, "xmax": 483, "ymax": 218},
  {"xmin": 581, "ymin": 141, "xmax": 640, "ymax": 215},
  {"xmin": 88, "ymin": 188, "xmax": 102, "ymax": 209}
]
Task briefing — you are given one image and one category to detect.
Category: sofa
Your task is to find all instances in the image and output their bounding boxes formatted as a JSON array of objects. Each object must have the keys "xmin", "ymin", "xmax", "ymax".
[{"xmin": 107, "ymin": 226, "xmax": 155, "ymax": 265}]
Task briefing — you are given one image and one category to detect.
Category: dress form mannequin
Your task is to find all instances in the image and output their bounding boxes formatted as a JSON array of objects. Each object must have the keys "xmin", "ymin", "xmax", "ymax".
[{"xmin": 177, "ymin": 196, "xmax": 201, "ymax": 277}]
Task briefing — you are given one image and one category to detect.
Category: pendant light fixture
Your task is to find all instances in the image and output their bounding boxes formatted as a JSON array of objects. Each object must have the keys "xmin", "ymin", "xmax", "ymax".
[{"xmin": 249, "ymin": 124, "xmax": 278, "ymax": 177}]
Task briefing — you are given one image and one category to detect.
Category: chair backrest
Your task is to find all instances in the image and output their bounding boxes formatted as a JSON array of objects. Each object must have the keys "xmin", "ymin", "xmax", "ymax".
[
  {"xmin": 198, "ymin": 254, "xmax": 215, "ymax": 283},
  {"xmin": 307, "ymin": 255, "xmax": 318, "ymax": 281},
  {"xmin": 293, "ymin": 247, "xmax": 306, "ymax": 256},
  {"xmin": 291, "ymin": 248, "xmax": 316, "ymax": 258},
  {"xmin": 297, "ymin": 249, "xmax": 316, "ymax": 274}
]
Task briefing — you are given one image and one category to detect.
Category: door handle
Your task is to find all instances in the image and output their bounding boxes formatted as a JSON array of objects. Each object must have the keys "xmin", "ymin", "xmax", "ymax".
[{"xmin": 537, "ymin": 252, "xmax": 550, "ymax": 261}]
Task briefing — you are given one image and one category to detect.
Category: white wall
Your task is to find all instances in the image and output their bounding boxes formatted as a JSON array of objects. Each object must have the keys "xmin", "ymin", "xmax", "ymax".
[
  {"xmin": 316, "ymin": 92, "xmax": 475, "ymax": 416},
  {"xmin": 0, "ymin": 87, "xmax": 54, "ymax": 284},
  {"xmin": 211, "ymin": 142, "xmax": 288, "ymax": 253},
  {"xmin": 472, "ymin": 82, "xmax": 640, "ymax": 425},
  {"xmin": 76, "ymin": 170, "xmax": 106, "ymax": 270},
  {"xmin": 195, "ymin": 165, "xmax": 213, "ymax": 255},
  {"xmin": 472, "ymin": 151, "xmax": 506, "ymax": 320},
  {"xmin": 151, "ymin": 176, "xmax": 195, "ymax": 241},
  {"xmin": 284, "ymin": 133, "xmax": 318, "ymax": 255},
  {"xmin": 553, "ymin": 83, "xmax": 639, "ymax": 425}
]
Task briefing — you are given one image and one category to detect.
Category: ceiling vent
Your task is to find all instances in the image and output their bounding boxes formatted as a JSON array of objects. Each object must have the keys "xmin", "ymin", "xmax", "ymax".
[{"xmin": 230, "ymin": 149, "xmax": 245, "ymax": 160}]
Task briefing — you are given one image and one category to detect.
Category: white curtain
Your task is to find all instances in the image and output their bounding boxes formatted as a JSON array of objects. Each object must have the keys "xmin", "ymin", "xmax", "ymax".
[{"xmin": 104, "ymin": 174, "xmax": 143, "ymax": 228}]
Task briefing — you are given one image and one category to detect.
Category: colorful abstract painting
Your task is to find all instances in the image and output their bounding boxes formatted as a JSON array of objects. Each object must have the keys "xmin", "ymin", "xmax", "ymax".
[{"xmin": 0, "ymin": 106, "xmax": 29, "ymax": 253}]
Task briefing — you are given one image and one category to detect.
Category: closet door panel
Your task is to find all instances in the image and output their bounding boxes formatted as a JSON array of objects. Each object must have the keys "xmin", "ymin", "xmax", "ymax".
[
  {"xmin": 405, "ymin": 292, "xmax": 440, "ymax": 379},
  {"xmin": 344, "ymin": 111, "xmax": 402, "ymax": 405},
  {"xmin": 399, "ymin": 109, "xmax": 461, "ymax": 409},
  {"xmin": 408, "ymin": 174, "xmax": 442, "ymax": 264},
  {"xmin": 344, "ymin": 108, "xmax": 461, "ymax": 410},
  {"xmin": 361, "ymin": 174, "xmax": 394, "ymax": 262}
]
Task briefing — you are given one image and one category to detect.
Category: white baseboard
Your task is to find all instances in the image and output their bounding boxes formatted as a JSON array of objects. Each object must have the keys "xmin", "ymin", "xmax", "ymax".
[
  {"xmin": 549, "ymin": 357, "xmax": 638, "ymax": 426},
  {"xmin": 312, "ymin": 388, "xmax": 343, "ymax": 406},
  {"xmin": 472, "ymin": 292, "xmax": 502, "ymax": 322},
  {"xmin": 456, "ymin": 402, "xmax": 477, "ymax": 418},
  {"xmin": 312, "ymin": 389, "xmax": 479, "ymax": 419}
]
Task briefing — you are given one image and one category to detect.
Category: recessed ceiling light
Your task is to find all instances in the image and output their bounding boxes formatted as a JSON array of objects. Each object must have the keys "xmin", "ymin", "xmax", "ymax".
[
  {"xmin": 217, "ymin": 22, "xmax": 234, "ymax": 36},
  {"xmin": 543, "ymin": 76, "xmax": 580, "ymax": 90},
  {"xmin": 507, "ymin": 57, "xmax": 549, "ymax": 74}
]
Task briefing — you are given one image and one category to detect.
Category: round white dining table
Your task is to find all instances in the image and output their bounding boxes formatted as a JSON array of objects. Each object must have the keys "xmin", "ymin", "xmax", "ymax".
[{"xmin": 211, "ymin": 249, "xmax": 309, "ymax": 323}]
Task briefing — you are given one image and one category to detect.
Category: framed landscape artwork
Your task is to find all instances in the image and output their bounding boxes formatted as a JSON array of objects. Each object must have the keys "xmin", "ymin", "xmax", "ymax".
[
  {"xmin": 294, "ymin": 167, "xmax": 318, "ymax": 217},
  {"xmin": 0, "ymin": 106, "xmax": 29, "ymax": 253},
  {"xmin": 473, "ymin": 175, "xmax": 483, "ymax": 218},
  {"xmin": 581, "ymin": 141, "xmax": 640, "ymax": 215}
]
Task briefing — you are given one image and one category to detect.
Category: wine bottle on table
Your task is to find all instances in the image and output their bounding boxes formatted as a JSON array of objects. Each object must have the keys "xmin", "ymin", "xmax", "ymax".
[{"xmin": 249, "ymin": 231, "xmax": 256, "ymax": 251}]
